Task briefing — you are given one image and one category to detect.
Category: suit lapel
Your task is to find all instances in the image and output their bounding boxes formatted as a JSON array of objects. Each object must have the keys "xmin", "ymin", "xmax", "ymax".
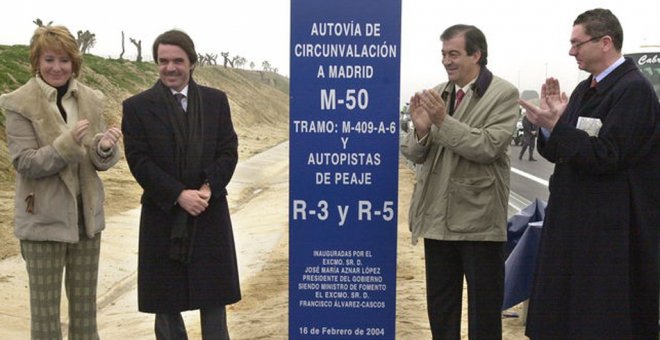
[{"xmin": 143, "ymin": 84, "xmax": 174, "ymax": 128}]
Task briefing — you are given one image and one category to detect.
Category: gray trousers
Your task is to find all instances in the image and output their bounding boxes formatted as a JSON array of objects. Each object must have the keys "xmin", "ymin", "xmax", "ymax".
[{"xmin": 21, "ymin": 232, "xmax": 101, "ymax": 340}]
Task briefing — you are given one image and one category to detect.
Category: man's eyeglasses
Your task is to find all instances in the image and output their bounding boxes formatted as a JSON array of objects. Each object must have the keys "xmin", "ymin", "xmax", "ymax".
[{"xmin": 570, "ymin": 36, "xmax": 604, "ymax": 50}]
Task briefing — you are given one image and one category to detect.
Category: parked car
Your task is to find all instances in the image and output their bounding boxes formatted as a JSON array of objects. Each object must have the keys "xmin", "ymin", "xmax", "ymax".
[{"xmin": 512, "ymin": 118, "xmax": 524, "ymax": 146}]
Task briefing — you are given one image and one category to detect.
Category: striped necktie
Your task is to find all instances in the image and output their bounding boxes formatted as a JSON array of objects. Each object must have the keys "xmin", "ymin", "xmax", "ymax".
[{"xmin": 174, "ymin": 93, "xmax": 186, "ymax": 111}]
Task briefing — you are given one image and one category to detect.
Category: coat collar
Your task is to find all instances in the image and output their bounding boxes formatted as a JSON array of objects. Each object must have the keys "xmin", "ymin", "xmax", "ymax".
[
  {"xmin": 586, "ymin": 57, "xmax": 638, "ymax": 94},
  {"xmin": 35, "ymin": 74, "xmax": 79, "ymax": 103},
  {"xmin": 472, "ymin": 66, "xmax": 493, "ymax": 98},
  {"xmin": 441, "ymin": 66, "xmax": 493, "ymax": 99},
  {"xmin": 141, "ymin": 80, "xmax": 205, "ymax": 128},
  {"xmin": 140, "ymin": 81, "xmax": 176, "ymax": 127}
]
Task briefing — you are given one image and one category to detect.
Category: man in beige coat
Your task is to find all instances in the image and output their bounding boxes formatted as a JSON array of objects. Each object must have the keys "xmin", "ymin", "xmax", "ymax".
[{"xmin": 400, "ymin": 24, "xmax": 518, "ymax": 339}]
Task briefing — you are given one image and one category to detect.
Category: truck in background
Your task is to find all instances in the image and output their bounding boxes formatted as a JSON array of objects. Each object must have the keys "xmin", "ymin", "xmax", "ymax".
[{"xmin": 625, "ymin": 46, "xmax": 660, "ymax": 99}]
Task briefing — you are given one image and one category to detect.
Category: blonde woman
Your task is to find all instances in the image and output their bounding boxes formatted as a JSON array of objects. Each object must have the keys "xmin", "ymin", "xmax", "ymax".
[{"xmin": 0, "ymin": 25, "xmax": 121, "ymax": 339}]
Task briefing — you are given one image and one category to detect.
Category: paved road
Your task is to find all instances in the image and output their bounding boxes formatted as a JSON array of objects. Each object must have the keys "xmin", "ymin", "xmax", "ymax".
[{"xmin": 508, "ymin": 144, "xmax": 552, "ymax": 214}]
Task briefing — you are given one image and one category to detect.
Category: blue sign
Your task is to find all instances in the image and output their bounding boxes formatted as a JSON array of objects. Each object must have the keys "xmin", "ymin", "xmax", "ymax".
[{"xmin": 289, "ymin": 0, "xmax": 401, "ymax": 338}]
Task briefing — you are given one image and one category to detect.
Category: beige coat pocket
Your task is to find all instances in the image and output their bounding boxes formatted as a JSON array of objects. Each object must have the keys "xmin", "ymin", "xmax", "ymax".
[{"xmin": 446, "ymin": 176, "xmax": 495, "ymax": 233}]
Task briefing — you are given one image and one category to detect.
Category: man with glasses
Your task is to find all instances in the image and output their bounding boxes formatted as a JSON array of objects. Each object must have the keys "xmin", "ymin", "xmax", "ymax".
[
  {"xmin": 519, "ymin": 8, "xmax": 659, "ymax": 339},
  {"xmin": 400, "ymin": 24, "xmax": 519, "ymax": 339}
]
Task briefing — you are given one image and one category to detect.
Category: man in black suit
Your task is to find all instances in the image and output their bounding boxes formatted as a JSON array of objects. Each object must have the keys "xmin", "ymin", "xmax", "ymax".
[
  {"xmin": 518, "ymin": 115, "xmax": 537, "ymax": 161},
  {"xmin": 519, "ymin": 9, "xmax": 659, "ymax": 339},
  {"xmin": 122, "ymin": 29, "xmax": 240, "ymax": 340}
]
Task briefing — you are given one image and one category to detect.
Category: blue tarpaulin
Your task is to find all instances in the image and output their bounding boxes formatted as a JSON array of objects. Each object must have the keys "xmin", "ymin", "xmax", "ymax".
[{"xmin": 502, "ymin": 198, "xmax": 547, "ymax": 310}]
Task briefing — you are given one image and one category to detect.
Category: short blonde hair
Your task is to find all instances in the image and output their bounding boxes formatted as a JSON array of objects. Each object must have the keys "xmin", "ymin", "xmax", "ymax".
[{"xmin": 29, "ymin": 25, "xmax": 82, "ymax": 78}]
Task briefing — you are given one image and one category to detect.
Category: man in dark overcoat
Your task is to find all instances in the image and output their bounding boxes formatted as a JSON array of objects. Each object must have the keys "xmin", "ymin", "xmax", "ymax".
[
  {"xmin": 519, "ymin": 9, "xmax": 659, "ymax": 339},
  {"xmin": 122, "ymin": 29, "xmax": 240, "ymax": 339},
  {"xmin": 518, "ymin": 115, "xmax": 537, "ymax": 161}
]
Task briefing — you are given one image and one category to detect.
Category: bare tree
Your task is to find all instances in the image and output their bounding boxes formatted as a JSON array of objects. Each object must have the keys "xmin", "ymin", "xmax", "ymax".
[
  {"xmin": 119, "ymin": 31, "xmax": 125, "ymax": 60},
  {"xmin": 206, "ymin": 53, "xmax": 218, "ymax": 66},
  {"xmin": 232, "ymin": 56, "xmax": 246, "ymax": 68},
  {"xmin": 221, "ymin": 52, "xmax": 230, "ymax": 68},
  {"xmin": 33, "ymin": 18, "xmax": 53, "ymax": 27},
  {"xmin": 77, "ymin": 30, "xmax": 96, "ymax": 54},
  {"xmin": 249, "ymin": 61, "xmax": 255, "ymax": 70},
  {"xmin": 262, "ymin": 60, "xmax": 272, "ymax": 72},
  {"xmin": 130, "ymin": 38, "xmax": 142, "ymax": 62},
  {"xmin": 197, "ymin": 53, "xmax": 207, "ymax": 67}
]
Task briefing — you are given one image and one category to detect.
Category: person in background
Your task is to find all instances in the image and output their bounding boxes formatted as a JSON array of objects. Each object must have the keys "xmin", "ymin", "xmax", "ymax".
[
  {"xmin": 400, "ymin": 24, "xmax": 519, "ymax": 339},
  {"xmin": 518, "ymin": 115, "xmax": 537, "ymax": 161},
  {"xmin": 122, "ymin": 29, "xmax": 240, "ymax": 339},
  {"xmin": 0, "ymin": 25, "xmax": 122, "ymax": 339},
  {"xmin": 519, "ymin": 8, "xmax": 659, "ymax": 339}
]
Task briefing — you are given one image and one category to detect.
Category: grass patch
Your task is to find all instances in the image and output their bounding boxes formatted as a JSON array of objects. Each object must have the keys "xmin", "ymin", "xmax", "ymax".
[{"xmin": 0, "ymin": 45, "xmax": 32, "ymax": 93}]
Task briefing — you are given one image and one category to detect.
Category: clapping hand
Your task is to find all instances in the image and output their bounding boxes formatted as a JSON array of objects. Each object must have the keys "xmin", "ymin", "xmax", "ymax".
[
  {"xmin": 518, "ymin": 77, "xmax": 568, "ymax": 130},
  {"xmin": 418, "ymin": 89, "xmax": 447, "ymax": 128},
  {"xmin": 71, "ymin": 119, "xmax": 90, "ymax": 145},
  {"xmin": 410, "ymin": 89, "xmax": 446, "ymax": 139},
  {"xmin": 99, "ymin": 127, "xmax": 122, "ymax": 151},
  {"xmin": 409, "ymin": 93, "xmax": 432, "ymax": 138}
]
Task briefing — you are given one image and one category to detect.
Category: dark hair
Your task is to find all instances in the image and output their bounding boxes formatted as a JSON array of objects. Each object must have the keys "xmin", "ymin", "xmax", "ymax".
[
  {"xmin": 152, "ymin": 29, "xmax": 198, "ymax": 65},
  {"xmin": 574, "ymin": 8, "xmax": 623, "ymax": 51},
  {"xmin": 29, "ymin": 25, "xmax": 83, "ymax": 77},
  {"xmin": 440, "ymin": 24, "xmax": 488, "ymax": 66}
]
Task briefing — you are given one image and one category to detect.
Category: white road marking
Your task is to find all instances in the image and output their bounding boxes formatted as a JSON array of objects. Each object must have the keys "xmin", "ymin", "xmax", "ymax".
[
  {"xmin": 511, "ymin": 167, "xmax": 549, "ymax": 187},
  {"xmin": 508, "ymin": 191, "xmax": 531, "ymax": 215}
]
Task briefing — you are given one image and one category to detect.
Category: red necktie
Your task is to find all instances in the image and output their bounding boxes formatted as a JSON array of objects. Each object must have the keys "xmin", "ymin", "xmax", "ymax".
[
  {"xmin": 590, "ymin": 78, "xmax": 597, "ymax": 88},
  {"xmin": 455, "ymin": 89, "xmax": 465, "ymax": 109}
]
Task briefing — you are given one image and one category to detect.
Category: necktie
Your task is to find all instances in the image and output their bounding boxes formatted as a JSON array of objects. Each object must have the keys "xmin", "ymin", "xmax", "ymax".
[
  {"xmin": 590, "ymin": 78, "xmax": 597, "ymax": 88},
  {"xmin": 455, "ymin": 89, "xmax": 465, "ymax": 109},
  {"xmin": 174, "ymin": 93, "xmax": 186, "ymax": 111}
]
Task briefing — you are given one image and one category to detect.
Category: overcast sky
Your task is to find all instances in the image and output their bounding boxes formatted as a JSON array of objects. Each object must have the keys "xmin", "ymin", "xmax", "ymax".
[{"xmin": 2, "ymin": 0, "xmax": 659, "ymax": 106}]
